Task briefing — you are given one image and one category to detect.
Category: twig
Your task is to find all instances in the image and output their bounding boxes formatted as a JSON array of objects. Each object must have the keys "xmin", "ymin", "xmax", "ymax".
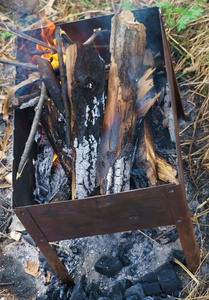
[
  {"xmin": 0, "ymin": 22, "xmax": 57, "ymax": 52},
  {"xmin": 0, "ymin": 58, "xmax": 38, "ymax": 71},
  {"xmin": 55, "ymin": 26, "xmax": 71, "ymax": 148},
  {"xmin": 17, "ymin": 82, "xmax": 47, "ymax": 178},
  {"xmin": 0, "ymin": 282, "xmax": 14, "ymax": 286}
]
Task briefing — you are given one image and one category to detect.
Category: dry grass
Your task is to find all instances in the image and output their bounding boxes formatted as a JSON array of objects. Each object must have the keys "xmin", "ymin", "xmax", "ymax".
[{"xmin": 1, "ymin": 0, "xmax": 209, "ymax": 299}]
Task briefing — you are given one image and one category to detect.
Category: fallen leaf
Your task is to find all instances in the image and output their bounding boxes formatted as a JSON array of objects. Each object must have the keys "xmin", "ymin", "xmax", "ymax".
[{"xmin": 24, "ymin": 261, "xmax": 40, "ymax": 278}]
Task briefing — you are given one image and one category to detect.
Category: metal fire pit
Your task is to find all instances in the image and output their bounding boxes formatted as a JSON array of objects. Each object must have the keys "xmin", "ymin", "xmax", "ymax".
[{"xmin": 13, "ymin": 7, "xmax": 200, "ymax": 285}]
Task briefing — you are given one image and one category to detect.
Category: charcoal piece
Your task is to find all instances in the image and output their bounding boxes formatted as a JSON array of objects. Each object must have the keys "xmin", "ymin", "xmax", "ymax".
[
  {"xmin": 142, "ymin": 297, "xmax": 154, "ymax": 300},
  {"xmin": 71, "ymin": 276, "xmax": 88, "ymax": 300},
  {"xmin": 124, "ymin": 284, "xmax": 145, "ymax": 299},
  {"xmin": 120, "ymin": 254, "xmax": 131, "ymax": 266},
  {"xmin": 95, "ymin": 256, "xmax": 123, "ymax": 277},
  {"xmin": 121, "ymin": 241, "xmax": 134, "ymax": 252},
  {"xmin": 22, "ymin": 233, "xmax": 36, "ymax": 247},
  {"xmin": 141, "ymin": 272, "xmax": 158, "ymax": 283},
  {"xmin": 155, "ymin": 263, "xmax": 182, "ymax": 294},
  {"xmin": 170, "ymin": 249, "xmax": 185, "ymax": 265},
  {"xmin": 86, "ymin": 282, "xmax": 100, "ymax": 294},
  {"xmin": 51, "ymin": 290, "xmax": 60, "ymax": 300},
  {"xmin": 125, "ymin": 295, "xmax": 141, "ymax": 300},
  {"xmin": 142, "ymin": 282, "xmax": 162, "ymax": 296},
  {"xmin": 98, "ymin": 298, "xmax": 111, "ymax": 300},
  {"xmin": 117, "ymin": 279, "xmax": 132, "ymax": 291},
  {"xmin": 59, "ymin": 284, "xmax": 68, "ymax": 299},
  {"xmin": 109, "ymin": 282, "xmax": 126, "ymax": 299}
]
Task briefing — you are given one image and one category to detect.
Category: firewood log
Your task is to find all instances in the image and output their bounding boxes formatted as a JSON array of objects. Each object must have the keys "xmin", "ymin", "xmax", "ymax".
[
  {"xmin": 97, "ymin": 10, "xmax": 147, "ymax": 194},
  {"xmin": 66, "ymin": 43, "xmax": 105, "ymax": 199}
]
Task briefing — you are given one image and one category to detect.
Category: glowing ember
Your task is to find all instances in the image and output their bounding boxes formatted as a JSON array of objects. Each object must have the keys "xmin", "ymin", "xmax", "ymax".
[{"xmin": 36, "ymin": 17, "xmax": 66, "ymax": 68}]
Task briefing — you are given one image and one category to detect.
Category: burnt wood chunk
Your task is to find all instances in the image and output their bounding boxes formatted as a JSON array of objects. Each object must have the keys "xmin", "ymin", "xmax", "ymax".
[
  {"xmin": 66, "ymin": 43, "xmax": 105, "ymax": 199},
  {"xmin": 41, "ymin": 99, "xmax": 71, "ymax": 179},
  {"xmin": 36, "ymin": 56, "xmax": 65, "ymax": 115},
  {"xmin": 97, "ymin": 10, "xmax": 147, "ymax": 194}
]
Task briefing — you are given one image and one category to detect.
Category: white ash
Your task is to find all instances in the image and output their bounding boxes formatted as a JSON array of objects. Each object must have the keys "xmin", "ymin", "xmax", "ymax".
[
  {"xmin": 74, "ymin": 134, "xmax": 98, "ymax": 199},
  {"xmin": 34, "ymin": 145, "xmax": 68, "ymax": 204},
  {"xmin": 163, "ymin": 84, "xmax": 176, "ymax": 143},
  {"xmin": 106, "ymin": 157, "xmax": 131, "ymax": 194}
]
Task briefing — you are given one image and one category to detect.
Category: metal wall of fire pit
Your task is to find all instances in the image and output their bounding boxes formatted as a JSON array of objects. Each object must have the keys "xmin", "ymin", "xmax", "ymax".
[{"xmin": 13, "ymin": 7, "xmax": 200, "ymax": 284}]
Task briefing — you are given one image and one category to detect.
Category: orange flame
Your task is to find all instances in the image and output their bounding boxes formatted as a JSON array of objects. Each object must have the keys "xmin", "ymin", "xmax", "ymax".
[
  {"xmin": 36, "ymin": 16, "xmax": 66, "ymax": 68},
  {"xmin": 52, "ymin": 153, "xmax": 57, "ymax": 163}
]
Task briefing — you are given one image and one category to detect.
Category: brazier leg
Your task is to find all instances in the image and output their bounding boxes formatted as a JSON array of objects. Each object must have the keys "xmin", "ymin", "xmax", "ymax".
[
  {"xmin": 15, "ymin": 208, "xmax": 74, "ymax": 285},
  {"xmin": 166, "ymin": 186, "xmax": 200, "ymax": 273}
]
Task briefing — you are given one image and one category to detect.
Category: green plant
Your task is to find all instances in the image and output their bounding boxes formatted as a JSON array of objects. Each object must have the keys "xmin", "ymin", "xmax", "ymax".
[
  {"xmin": 156, "ymin": 1, "xmax": 205, "ymax": 32},
  {"xmin": 121, "ymin": 1, "xmax": 137, "ymax": 11},
  {"xmin": 0, "ymin": 32, "xmax": 14, "ymax": 40}
]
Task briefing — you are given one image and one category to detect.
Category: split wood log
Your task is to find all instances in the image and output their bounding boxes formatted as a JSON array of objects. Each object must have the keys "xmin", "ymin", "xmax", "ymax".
[
  {"xmin": 156, "ymin": 155, "xmax": 178, "ymax": 184},
  {"xmin": 66, "ymin": 42, "xmax": 105, "ymax": 199},
  {"xmin": 40, "ymin": 99, "xmax": 72, "ymax": 179},
  {"xmin": 36, "ymin": 56, "xmax": 65, "ymax": 115},
  {"xmin": 97, "ymin": 10, "xmax": 147, "ymax": 194},
  {"xmin": 135, "ymin": 118, "xmax": 157, "ymax": 186}
]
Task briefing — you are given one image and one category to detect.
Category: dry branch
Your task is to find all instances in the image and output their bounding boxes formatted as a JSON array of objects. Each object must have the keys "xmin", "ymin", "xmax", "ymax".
[
  {"xmin": 17, "ymin": 82, "xmax": 47, "ymax": 178},
  {"xmin": 0, "ymin": 22, "xmax": 57, "ymax": 52},
  {"xmin": 0, "ymin": 58, "xmax": 38, "ymax": 71},
  {"xmin": 55, "ymin": 26, "xmax": 71, "ymax": 148}
]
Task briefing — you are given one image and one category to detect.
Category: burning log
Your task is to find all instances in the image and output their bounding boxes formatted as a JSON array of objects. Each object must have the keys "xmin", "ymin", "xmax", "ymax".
[
  {"xmin": 97, "ymin": 10, "xmax": 148, "ymax": 194},
  {"xmin": 66, "ymin": 43, "xmax": 105, "ymax": 199}
]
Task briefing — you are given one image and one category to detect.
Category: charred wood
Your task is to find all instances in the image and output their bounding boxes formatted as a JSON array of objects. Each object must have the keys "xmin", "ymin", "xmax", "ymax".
[
  {"xmin": 66, "ymin": 42, "xmax": 105, "ymax": 199},
  {"xmin": 12, "ymin": 91, "xmax": 40, "ymax": 109},
  {"xmin": 36, "ymin": 56, "xmax": 65, "ymax": 115},
  {"xmin": 97, "ymin": 10, "xmax": 147, "ymax": 194},
  {"xmin": 40, "ymin": 99, "xmax": 72, "ymax": 180},
  {"xmin": 55, "ymin": 26, "xmax": 71, "ymax": 148}
]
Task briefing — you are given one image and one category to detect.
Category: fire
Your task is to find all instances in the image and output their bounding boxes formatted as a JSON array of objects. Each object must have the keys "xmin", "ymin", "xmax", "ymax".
[
  {"xmin": 52, "ymin": 153, "xmax": 57, "ymax": 163},
  {"xmin": 36, "ymin": 16, "xmax": 66, "ymax": 68}
]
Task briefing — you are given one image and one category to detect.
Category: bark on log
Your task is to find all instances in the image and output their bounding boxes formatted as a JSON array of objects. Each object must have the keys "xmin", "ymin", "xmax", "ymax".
[
  {"xmin": 66, "ymin": 43, "xmax": 105, "ymax": 199},
  {"xmin": 97, "ymin": 10, "xmax": 147, "ymax": 194}
]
